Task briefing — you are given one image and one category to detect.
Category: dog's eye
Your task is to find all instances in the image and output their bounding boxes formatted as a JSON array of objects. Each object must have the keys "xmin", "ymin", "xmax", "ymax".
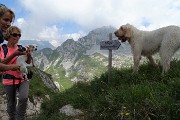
[{"xmin": 120, "ymin": 26, "xmax": 124, "ymax": 30}]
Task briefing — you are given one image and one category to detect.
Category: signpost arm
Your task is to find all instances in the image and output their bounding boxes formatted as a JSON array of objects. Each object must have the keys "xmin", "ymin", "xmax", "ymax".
[{"xmin": 108, "ymin": 33, "xmax": 112, "ymax": 83}]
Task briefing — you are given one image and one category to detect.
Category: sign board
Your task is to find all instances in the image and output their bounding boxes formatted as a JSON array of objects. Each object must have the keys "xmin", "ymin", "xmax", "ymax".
[{"xmin": 100, "ymin": 40, "xmax": 121, "ymax": 50}]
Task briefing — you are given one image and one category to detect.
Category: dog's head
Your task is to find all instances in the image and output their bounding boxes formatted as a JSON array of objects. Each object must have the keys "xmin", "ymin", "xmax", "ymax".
[
  {"xmin": 27, "ymin": 44, "xmax": 38, "ymax": 52},
  {"xmin": 114, "ymin": 23, "xmax": 132, "ymax": 42}
]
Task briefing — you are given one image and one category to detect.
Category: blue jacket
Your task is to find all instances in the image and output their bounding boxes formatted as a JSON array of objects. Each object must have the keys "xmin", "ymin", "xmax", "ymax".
[{"xmin": 0, "ymin": 28, "xmax": 4, "ymax": 44}]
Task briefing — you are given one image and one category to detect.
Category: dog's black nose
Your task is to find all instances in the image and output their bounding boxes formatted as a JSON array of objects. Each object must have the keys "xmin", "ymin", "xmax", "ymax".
[{"xmin": 114, "ymin": 31, "xmax": 118, "ymax": 35}]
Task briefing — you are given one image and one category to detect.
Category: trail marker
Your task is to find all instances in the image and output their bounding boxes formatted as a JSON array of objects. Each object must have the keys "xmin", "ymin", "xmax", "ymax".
[
  {"xmin": 100, "ymin": 40, "xmax": 121, "ymax": 50},
  {"xmin": 100, "ymin": 33, "xmax": 121, "ymax": 83}
]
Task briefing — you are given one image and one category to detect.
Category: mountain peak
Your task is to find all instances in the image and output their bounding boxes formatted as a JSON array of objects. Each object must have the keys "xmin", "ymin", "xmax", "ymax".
[{"xmin": 19, "ymin": 40, "xmax": 55, "ymax": 50}]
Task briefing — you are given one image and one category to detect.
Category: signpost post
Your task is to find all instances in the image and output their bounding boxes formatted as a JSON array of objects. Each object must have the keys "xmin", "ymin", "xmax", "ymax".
[{"xmin": 100, "ymin": 33, "xmax": 121, "ymax": 83}]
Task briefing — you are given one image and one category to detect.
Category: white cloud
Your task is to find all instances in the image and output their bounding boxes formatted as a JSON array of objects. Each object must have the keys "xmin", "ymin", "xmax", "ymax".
[{"xmin": 12, "ymin": 0, "xmax": 180, "ymax": 47}]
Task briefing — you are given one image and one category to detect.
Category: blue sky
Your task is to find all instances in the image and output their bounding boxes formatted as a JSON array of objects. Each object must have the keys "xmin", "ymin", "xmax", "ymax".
[{"xmin": 1, "ymin": 0, "xmax": 180, "ymax": 47}]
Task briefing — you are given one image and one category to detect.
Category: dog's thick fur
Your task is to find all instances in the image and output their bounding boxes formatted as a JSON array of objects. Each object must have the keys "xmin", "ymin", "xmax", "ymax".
[
  {"xmin": 114, "ymin": 23, "xmax": 180, "ymax": 74},
  {"xmin": 16, "ymin": 44, "xmax": 37, "ymax": 80}
]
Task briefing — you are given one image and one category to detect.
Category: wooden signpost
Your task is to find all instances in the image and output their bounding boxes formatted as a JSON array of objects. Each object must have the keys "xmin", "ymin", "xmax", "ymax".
[
  {"xmin": 100, "ymin": 33, "xmax": 121, "ymax": 82},
  {"xmin": 100, "ymin": 39, "xmax": 121, "ymax": 50}
]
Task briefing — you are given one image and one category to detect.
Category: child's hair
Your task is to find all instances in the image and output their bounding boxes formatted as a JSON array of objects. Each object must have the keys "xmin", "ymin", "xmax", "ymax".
[
  {"xmin": 0, "ymin": 4, "xmax": 15, "ymax": 23},
  {"xmin": 4, "ymin": 26, "xmax": 21, "ymax": 40}
]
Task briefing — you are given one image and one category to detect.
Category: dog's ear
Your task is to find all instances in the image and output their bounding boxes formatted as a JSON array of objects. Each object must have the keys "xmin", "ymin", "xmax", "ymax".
[{"xmin": 124, "ymin": 28, "xmax": 132, "ymax": 38}]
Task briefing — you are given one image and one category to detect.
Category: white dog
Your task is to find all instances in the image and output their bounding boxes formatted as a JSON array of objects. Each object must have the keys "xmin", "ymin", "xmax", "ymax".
[
  {"xmin": 16, "ymin": 44, "xmax": 37, "ymax": 80},
  {"xmin": 114, "ymin": 23, "xmax": 180, "ymax": 74}
]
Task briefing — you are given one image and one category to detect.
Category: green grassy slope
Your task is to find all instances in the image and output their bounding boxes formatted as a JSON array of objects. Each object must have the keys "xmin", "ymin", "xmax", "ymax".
[
  {"xmin": 33, "ymin": 60, "xmax": 180, "ymax": 120},
  {"xmin": 28, "ymin": 67, "xmax": 55, "ymax": 98}
]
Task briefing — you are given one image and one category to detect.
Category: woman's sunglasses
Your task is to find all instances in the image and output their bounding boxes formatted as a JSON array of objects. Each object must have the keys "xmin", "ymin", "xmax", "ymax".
[{"xmin": 11, "ymin": 33, "xmax": 21, "ymax": 37}]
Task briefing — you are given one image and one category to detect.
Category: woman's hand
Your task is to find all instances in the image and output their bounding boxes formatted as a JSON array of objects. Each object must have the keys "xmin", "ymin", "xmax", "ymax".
[
  {"xmin": 25, "ymin": 47, "xmax": 32, "ymax": 64},
  {"xmin": 14, "ymin": 50, "xmax": 26, "ymax": 56},
  {"xmin": 10, "ymin": 64, "xmax": 20, "ymax": 71},
  {"xmin": 26, "ymin": 47, "xmax": 32, "ymax": 56}
]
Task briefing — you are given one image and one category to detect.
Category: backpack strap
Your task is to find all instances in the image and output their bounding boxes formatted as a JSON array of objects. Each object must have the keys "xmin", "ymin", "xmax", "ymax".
[
  {"xmin": 2, "ymin": 44, "xmax": 8, "ymax": 58},
  {"xmin": 1, "ymin": 44, "xmax": 23, "ymax": 58},
  {"xmin": 0, "ymin": 28, "xmax": 4, "ymax": 44}
]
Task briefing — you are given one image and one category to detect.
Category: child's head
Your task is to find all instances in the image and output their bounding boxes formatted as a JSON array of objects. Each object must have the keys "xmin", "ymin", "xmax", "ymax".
[{"xmin": 0, "ymin": 4, "xmax": 15, "ymax": 32}]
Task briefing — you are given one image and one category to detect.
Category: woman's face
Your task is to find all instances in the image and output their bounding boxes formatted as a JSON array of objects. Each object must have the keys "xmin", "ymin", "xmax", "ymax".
[
  {"xmin": 0, "ymin": 11, "xmax": 13, "ymax": 32},
  {"xmin": 8, "ymin": 29, "xmax": 21, "ymax": 45}
]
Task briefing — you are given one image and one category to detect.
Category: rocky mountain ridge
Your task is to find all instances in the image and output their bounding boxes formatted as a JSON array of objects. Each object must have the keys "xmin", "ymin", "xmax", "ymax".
[
  {"xmin": 33, "ymin": 26, "xmax": 132, "ymax": 90},
  {"xmin": 19, "ymin": 40, "xmax": 55, "ymax": 50}
]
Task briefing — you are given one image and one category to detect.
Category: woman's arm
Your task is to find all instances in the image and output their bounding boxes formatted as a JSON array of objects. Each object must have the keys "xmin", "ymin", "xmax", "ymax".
[
  {"xmin": 1, "ymin": 50, "xmax": 26, "ymax": 64},
  {"xmin": 0, "ymin": 63, "xmax": 19, "ymax": 71}
]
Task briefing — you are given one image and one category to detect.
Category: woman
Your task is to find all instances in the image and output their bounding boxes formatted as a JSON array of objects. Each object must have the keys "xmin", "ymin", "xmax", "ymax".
[
  {"xmin": 0, "ymin": 4, "xmax": 20, "ymax": 71},
  {"xmin": 0, "ymin": 26, "xmax": 32, "ymax": 120}
]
